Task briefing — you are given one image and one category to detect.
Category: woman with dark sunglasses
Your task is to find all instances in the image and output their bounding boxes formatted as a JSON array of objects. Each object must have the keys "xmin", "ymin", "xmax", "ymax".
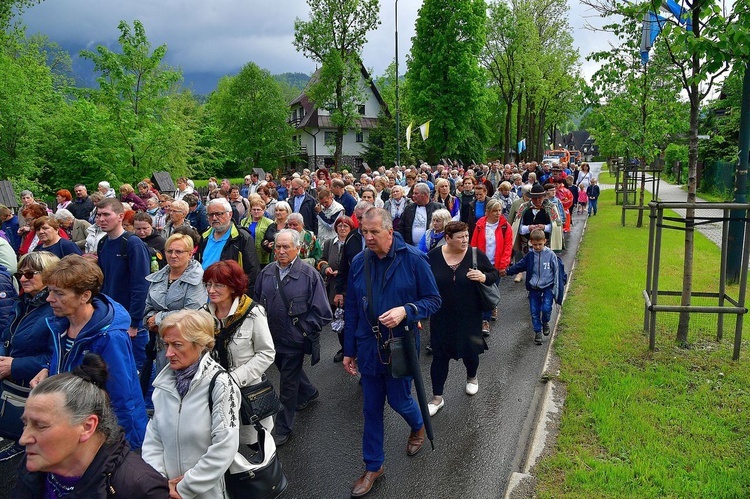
[{"xmin": 0, "ymin": 251, "xmax": 60, "ymax": 461}]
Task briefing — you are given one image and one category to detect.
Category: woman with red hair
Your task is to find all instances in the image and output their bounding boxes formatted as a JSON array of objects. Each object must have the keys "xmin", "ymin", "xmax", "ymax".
[
  {"xmin": 55, "ymin": 189, "xmax": 72, "ymax": 213},
  {"xmin": 203, "ymin": 260, "xmax": 277, "ymax": 451}
]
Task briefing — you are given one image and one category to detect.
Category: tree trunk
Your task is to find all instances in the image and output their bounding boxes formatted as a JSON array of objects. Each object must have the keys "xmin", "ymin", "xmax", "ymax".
[
  {"xmin": 504, "ymin": 98, "xmax": 513, "ymax": 164},
  {"xmin": 516, "ymin": 84, "xmax": 523, "ymax": 161},
  {"xmin": 676, "ymin": 17, "xmax": 701, "ymax": 344}
]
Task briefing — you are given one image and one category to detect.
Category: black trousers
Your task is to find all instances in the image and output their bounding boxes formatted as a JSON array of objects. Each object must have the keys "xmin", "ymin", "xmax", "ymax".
[
  {"xmin": 430, "ymin": 353, "xmax": 480, "ymax": 397},
  {"xmin": 274, "ymin": 350, "xmax": 317, "ymax": 436}
]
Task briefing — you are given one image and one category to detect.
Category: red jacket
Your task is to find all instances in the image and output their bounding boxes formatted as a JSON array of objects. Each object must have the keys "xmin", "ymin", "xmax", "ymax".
[{"xmin": 470, "ymin": 215, "xmax": 513, "ymax": 270}]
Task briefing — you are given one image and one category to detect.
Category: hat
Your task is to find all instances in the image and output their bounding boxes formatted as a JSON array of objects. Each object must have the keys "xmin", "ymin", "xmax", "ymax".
[
  {"xmin": 529, "ymin": 184, "xmax": 546, "ymax": 198},
  {"xmin": 544, "ymin": 183, "xmax": 556, "ymax": 191}
]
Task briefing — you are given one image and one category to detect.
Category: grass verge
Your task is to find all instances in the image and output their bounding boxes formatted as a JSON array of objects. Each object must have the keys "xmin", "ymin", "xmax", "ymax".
[
  {"xmin": 596, "ymin": 170, "xmax": 617, "ymax": 185},
  {"xmin": 534, "ymin": 189, "xmax": 750, "ymax": 498}
]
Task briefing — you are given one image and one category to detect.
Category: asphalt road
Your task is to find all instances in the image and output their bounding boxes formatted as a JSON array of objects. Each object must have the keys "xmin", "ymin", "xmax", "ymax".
[{"xmin": 0, "ymin": 177, "xmax": 592, "ymax": 498}]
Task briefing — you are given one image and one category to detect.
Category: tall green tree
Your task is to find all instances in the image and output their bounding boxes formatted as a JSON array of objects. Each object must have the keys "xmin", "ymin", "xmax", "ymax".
[
  {"xmin": 206, "ymin": 62, "xmax": 297, "ymax": 173},
  {"xmin": 293, "ymin": 0, "xmax": 380, "ymax": 170},
  {"xmin": 78, "ymin": 20, "xmax": 194, "ymax": 183},
  {"xmin": 406, "ymin": 0, "xmax": 490, "ymax": 163},
  {"xmin": 0, "ymin": 29, "xmax": 63, "ymax": 194}
]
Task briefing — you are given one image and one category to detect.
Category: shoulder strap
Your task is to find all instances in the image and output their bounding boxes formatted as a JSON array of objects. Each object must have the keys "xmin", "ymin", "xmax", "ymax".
[
  {"xmin": 274, "ymin": 265, "xmax": 292, "ymax": 313},
  {"xmin": 363, "ymin": 249, "xmax": 377, "ymax": 326},
  {"xmin": 97, "ymin": 231, "xmax": 134, "ymax": 257},
  {"xmin": 207, "ymin": 369, "xmax": 224, "ymax": 414},
  {"xmin": 471, "ymin": 247, "xmax": 477, "ymax": 270}
]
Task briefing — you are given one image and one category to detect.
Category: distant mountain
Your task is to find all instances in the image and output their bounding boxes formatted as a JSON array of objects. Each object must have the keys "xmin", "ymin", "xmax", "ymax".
[{"xmin": 274, "ymin": 72, "xmax": 310, "ymax": 91}]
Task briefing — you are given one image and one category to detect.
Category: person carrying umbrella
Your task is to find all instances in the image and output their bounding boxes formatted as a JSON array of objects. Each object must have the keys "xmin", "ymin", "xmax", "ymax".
[{"xmin": 342, "ymin": 207, "xmax": 442, "ymax": 498}]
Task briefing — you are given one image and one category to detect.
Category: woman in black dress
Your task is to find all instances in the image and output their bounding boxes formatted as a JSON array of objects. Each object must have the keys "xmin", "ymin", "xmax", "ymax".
[{"xmin": 426, "ymin": 221, "xmax": 499, "ymax": 416}]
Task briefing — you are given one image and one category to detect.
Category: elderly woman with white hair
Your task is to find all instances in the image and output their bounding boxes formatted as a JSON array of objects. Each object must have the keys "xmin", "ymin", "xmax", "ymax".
[
  {"xmin": 418, "ymin": 208, "xmax": 452, "ymax": 254},
  {"xmin": 54, "ymin": 208, "xmax": 91, "ymax": 251},
  {"xmin": 162, "ymin": 199, "xmax": 192, "ymax": 239}
]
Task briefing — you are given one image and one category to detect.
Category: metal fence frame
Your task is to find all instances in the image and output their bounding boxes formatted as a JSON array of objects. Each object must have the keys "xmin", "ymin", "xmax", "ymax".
[{"xmin": 643, "ymin": 201, "xmax": 750, "ymax": 360}]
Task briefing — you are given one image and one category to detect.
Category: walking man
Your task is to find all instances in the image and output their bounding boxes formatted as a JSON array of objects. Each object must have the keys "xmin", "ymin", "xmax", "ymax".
[{"xmin": 343, "ymin": 207, "xmax": 441, "ymax": 497}]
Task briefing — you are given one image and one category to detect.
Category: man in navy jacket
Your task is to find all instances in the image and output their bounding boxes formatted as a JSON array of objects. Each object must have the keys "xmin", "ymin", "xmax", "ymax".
[{"xmin": 343, "ymin": 207, "xmax": 441, "ymax": 497}]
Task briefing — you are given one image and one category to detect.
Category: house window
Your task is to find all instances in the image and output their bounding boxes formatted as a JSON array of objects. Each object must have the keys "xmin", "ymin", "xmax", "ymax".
[
  {"xmin": 358, "ymin": 104, "xmax": 366, "ymax": 115},
  {"xmin": 355, "ymin": 158, "xmax": 364, "ymax": 168},
  {"xmin": 325, "ymin": 131, "xmax": 337, "ymax": 146},
  {"xmin": 356, "ymin": 131, "xmax": 364, "ymax": 143}
]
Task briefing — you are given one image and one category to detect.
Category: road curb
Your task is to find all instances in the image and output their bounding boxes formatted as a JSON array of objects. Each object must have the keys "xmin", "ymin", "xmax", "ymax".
[{"xmin": 504, "ymin": 212, "xmax": 588, "ymax": 498}]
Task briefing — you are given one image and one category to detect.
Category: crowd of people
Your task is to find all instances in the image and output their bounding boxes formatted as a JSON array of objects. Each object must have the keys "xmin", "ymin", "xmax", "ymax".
[{"xmin": 0, "ymin": 157, "xmax": 592, "ymax": 498}]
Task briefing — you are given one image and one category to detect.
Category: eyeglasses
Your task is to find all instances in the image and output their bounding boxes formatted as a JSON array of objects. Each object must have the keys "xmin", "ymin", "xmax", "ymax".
[
  {"xmin": 204, "ymin": 282, "xmax": 227, "ymax": 290},
  {"xmin": 208, "ymin": 211, "xmax": 228, "ymax": 218},
  {"xmin": 15, "ymin": 270, "xmax": 40, "ymax": 280},
  {"xmin": 165, "ymin": 249, "xmax": 189, "ymax": 255}
]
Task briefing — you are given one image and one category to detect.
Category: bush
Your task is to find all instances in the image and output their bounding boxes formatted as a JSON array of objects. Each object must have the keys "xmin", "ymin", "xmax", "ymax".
[{"xmin": 663, "ymin": 144, "xmax": 689, "ymax": 183}]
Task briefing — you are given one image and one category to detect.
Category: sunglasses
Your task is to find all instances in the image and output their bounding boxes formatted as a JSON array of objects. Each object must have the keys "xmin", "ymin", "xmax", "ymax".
[{"xmin": 15, "ymin": 270, "xmax": 40, "ymax": 280}]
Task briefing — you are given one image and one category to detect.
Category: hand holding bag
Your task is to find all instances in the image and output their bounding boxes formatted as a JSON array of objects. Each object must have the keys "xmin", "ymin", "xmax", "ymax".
[
  {"xmin": 472, "ymin": 248, "xmax": 501, "ymax": 312},
  {"xmin": 209, "ymin": 371, "xmax": 288, "ymax": 499}
]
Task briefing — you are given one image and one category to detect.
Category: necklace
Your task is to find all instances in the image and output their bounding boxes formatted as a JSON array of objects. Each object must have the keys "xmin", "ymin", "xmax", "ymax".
[{"xmin": 47, "ymin": 473, "xmax": 80, "ymax": 497}]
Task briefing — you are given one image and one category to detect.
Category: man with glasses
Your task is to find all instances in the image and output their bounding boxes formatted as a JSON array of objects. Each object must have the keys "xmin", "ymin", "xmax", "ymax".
[
  {"xmin": 196, "ymin": 198, "xmax": 260, "ymax": 296},
  {"xmin": 290, "ymin": 178, "xmax": 318, "ymax": 234}
]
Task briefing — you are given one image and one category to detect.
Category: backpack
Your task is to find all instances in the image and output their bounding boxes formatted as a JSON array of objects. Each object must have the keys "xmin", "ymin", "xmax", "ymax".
[{"xmin": 97, "ymin": 231, "xmax": 165, "ymax": 270}]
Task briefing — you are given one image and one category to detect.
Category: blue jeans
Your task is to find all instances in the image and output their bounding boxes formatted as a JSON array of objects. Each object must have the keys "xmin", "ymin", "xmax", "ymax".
[
  {"xmin": 529, "ymin": 287, "xmax": 553, "ymax": 333},
  {"xmin": 360, "ymin": 373, "xmax": 423, "ymax": 471},
  {"xmin": 588, "ymin": 199, "xmax": 598, "ymax": 215}
]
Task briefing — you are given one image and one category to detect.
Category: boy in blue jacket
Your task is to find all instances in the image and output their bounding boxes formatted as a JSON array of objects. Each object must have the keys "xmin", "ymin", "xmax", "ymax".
[{"xmin": 504, "ymin": 229, "xmax": 563, "ymax": 345}]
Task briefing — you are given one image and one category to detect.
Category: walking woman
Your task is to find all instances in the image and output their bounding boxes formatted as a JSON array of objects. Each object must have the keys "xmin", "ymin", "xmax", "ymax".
[
  {"xmin": 426, "ymin": 221, "xmax": 498, "ymax": 416},
  {"xmin": 203, "ymin": 260, "xmax": 276, "ymax": 446},
  {"xmin": 142, "ymin": 309, "xmax": 241, "ymax": 499}
]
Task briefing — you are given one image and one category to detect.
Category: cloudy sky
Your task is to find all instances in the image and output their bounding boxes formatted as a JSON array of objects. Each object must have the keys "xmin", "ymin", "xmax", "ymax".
[{"xmin": 21, "ymin": 0, "xmax": 612, "ymax": 92}]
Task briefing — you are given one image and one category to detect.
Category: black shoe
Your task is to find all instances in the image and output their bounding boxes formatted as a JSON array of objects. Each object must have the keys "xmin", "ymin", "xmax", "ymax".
[
  {"xmin": 296, "ymin": 390, "xmax": 319, "ymax": 411},
  {"xmin": 273, "ymin": 432, "xmax": 290, "ymax": 447},
  {"xmin": 543, "ymin": 323, "xmax": 550, "ymax": 336},
  {"xmin": 534, "ymin": 332, "xmax": 543, "ymax": 345},
  {"xmin": 333, "ymin": 350, "xmax": 344, "ymax": 363},
  {"xmin": 425, "ymin": 345, "xmax": 432, "ymax": 355}
]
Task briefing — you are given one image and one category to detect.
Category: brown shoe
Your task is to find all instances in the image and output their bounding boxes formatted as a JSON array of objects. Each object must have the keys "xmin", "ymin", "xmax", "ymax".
[
  {"xmin": 351, "ymin": 466, "xmax": 384, "ymax": 497},
  {"xmin": 406, "ymin": 426, "xmax": 426, "ymax": 456}
]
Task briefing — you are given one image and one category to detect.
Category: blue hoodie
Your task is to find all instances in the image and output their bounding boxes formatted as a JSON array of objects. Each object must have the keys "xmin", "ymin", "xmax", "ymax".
[{"xmin": 46, "ymin": 294, "xmax": 148, "ymax": 449}]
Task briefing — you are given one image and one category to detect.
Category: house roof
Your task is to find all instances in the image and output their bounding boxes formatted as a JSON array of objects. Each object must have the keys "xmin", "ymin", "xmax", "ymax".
[{"xmin": 289, "ymin": 61, "xmax": 390, "ymax": 131}]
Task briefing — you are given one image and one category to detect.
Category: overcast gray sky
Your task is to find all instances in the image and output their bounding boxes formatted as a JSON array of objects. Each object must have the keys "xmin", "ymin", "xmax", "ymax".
[{"xmin": 21, "ymin": 0, "xmax": 612, "ymax": 84}]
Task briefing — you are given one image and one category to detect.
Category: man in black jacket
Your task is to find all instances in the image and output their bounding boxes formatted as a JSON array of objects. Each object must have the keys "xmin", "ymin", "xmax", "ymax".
[
  {"xmin": 69, "ymin": 184, "xmax": 94, "ymax": 221},
  {"xmin": 197, "ymin": 198, "xmax": 260, "ymax": 296},
  {"xmin": 397, "ymin": 183, "xmax": 442, "ymax": 246},
  {"xmin": 290, "ymin": 178, "xmax": 318, "ymax": 234}
]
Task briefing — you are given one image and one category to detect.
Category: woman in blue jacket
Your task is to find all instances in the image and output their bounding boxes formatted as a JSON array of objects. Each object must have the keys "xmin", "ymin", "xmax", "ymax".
[
  {"xmin": 30, "ymin": 255, "xmax": 148, "ymax": 450},
  {"xmin": 0, "ymin": 252, "xmax": 59, "ymax": 461}
]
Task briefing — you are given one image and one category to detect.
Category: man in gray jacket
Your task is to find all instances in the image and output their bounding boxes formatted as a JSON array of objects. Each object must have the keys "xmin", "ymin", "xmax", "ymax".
[{"xmin": 254, "ymin": 229, "xmax": 332, "ymax": 447}]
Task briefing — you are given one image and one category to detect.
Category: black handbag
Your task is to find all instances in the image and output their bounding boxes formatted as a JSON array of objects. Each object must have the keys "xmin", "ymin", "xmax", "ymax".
[
  {"xmin": 364, "ymin": 249, "xmax": 413, "ymax": 379},
  {"xmin": 238, "ymin": 374, "xmax": 284, "ymax": 426},
  {"xmin": 208, "ymin": 371, "xmax": 288, "ymax": 499},
  {"xmin": 0, "ymin": 380, "xmax": 29, "ymax": 440},
  {"xmin": 472, "ymin": 248, "xmax": 501, "ymax": 312}
]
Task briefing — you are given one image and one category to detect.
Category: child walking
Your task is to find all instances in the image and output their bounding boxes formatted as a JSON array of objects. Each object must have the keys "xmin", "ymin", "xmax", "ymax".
[
  {"xmin": 503, "ymin": 229, "xmax": 564, "ymax": 345},
  {"xmin": 586, "ymin": 178, "xmax": 600, "ymax": 216}
]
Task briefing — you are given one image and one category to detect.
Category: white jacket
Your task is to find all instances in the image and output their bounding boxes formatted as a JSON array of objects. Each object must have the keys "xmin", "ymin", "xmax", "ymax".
[
  {"xmin": 208, "ymin": 298, "xmax": 276, "ymax": 443},
  {"xmin": 142, "ymin": 354, "xmax": 240, "ymax": 499}
]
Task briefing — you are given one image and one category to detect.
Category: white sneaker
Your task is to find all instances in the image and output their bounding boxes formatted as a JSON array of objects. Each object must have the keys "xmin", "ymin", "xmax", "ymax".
[
  {"xmin": 465, "ymin": 379, "xmax": 479, "ymax": 396},
  {"xmin": 428, "ymin": 397, "xmax": 445, "ymax": 416}
]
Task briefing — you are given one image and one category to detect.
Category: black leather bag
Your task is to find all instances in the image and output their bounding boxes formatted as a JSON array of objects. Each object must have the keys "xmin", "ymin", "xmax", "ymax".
[
  {"xmin": 208, "ymin": 371, "xmax": 288, "ymax": 499},
  {"xmin": 238, "ymin": 375, "xmax": 284, "ymax": 426},
  {"xmin": 386, "ymin": 335, "xmax": 413, "ymax": 379},
  {"xmin": 472, "ymin": 248, "xmax": 501, "ymax": 312}
]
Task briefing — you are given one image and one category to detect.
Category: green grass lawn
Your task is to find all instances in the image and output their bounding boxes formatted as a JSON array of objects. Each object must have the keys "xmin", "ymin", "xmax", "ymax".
[
  {"xmin": 535, "ymin": 189, "xmax": 750, "ymax": 498},
  {"xmin": 596, "ymin": 170, "xmax": 617, "ymax": 185}
]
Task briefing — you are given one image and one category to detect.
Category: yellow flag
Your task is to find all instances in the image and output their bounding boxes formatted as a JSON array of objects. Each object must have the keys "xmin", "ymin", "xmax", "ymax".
[
  {"xmin": 420, "ymin": 120, "xmax": 431, "ymax": 141},
  {"xmin": 406, "ymin": 122, "xmax": 413, "ymax": 150}
]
